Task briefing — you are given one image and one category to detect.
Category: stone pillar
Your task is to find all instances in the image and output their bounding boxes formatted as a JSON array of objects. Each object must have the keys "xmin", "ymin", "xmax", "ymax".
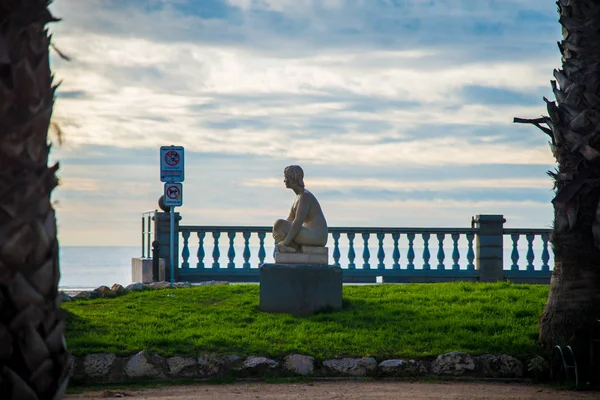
[
  {"xmin": 259, "ymin": 264, "xmax": 342, "ymax": 316},
  {"xmin": 154, "ymin": 211, "xmax": 181, "ymax": 282},
  {"xmin": 475, "ymin": 214, "xmax": 505, "ymax": 282}
]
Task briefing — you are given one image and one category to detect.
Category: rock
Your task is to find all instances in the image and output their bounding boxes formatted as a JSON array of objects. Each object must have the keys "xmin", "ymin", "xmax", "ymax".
[
  {"xmin": 167, "ymin": 356, "xmax": 197, "ymax": 377},
  {"xmin": 283, "ymin": 354, "xmax": 315, "ymax": 376},
  {"xmin": 197, "ymin": 280, "xmax": 229, "ymax": 286},
  {"xmin": 68, "ymin": 355, "xmax": 78, "ymax": 378},
  {"xmin": 527, "ymin": 355, "xmax": 550, "ymax": 379},
  {"xmin": 94, "ymin": 286, "xmax": 116, "ymax": 298},
  {"xmin": 240, "ymin": 356, "xmax": 279, "ymax": 375},
  {"xmin": 476, "ymin": 354, "xmax": 524, "ymax": 378},
  {"xmin": 125, "ymin": 282, "xmax": 145, "ymax": 291},
  {"xmin": 146, "ymin": 281, "xmax": 173, "ymax": 289},
  {"xmin": 59, "ymin": 291, "xmax": 72, "ymax": 302},
  {"xmin": 74, "ymin": 291, "xmax": 92, "ymax": 300},
  {"xmin": 125, "ymin": 350, "xmax": 165, "ymax": 378},
  {"xmin": 83, "ymin": 353, "xmax": 117, "ymax": 378},
  {"xmin": 111, "ymin": 284, "xmax": 126, "ymax": 295},
  {"xmin": 225, "ymin": 355, "xmax": 244, "ymax": 370},
  {"xmin": 432, "ymin": 352, "xmax": 475, "ymax": 376},
  {"xmin": 198, "ymin": 354, "xmax": 227, "ymax": 377},
  {"xmin": 379, "ymin": 359, "xmax": 428, "ymax": 377},
  {"xmin": 322, "ymin": 357, "xmax": 378, "ymax": 377},
  {"xmin": 175, "ymin": 282, "xmax": 192, "ymax": 288}
]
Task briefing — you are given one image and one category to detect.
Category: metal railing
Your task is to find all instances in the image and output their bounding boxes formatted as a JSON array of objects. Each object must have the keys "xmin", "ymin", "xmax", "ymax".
[{"xmin": 141, "ymin": 210, "xmax": 157, "ymax": 258}]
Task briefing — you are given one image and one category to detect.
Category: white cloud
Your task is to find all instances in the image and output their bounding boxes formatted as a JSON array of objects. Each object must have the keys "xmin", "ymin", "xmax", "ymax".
[
  {"xmin": 59, "ymin": 177, "xmax": 101, "ymax": 192},
  {"xmin": 51, "ymin": 31, "xmax": 555, "ymax": 166},
  {"xmin": 245, "ymin": 177, "xmax": 553, "ymax": 190},
  {"xmin": 44, "ymin": 0, "xmax": 560, "ymax": 249}
]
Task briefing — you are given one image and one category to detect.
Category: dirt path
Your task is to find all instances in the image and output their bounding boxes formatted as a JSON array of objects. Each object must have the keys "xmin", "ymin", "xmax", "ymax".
[{"xmin": 67, "ymin": 381, "xmax": 598, "ymax": 399}]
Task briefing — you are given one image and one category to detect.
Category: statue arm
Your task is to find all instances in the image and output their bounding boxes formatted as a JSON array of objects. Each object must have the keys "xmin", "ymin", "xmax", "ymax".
[{"xmin": 281, "ymin": 194, "xmax": 309, "ymax": 246}]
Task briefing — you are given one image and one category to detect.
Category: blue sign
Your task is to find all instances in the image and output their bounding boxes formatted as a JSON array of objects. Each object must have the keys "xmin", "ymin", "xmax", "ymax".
[
  {"xmin": 160, "ymin": 146, "xmax": 185, "ymax": 183},
  {"xmin": 163, "ymin": 183, "xmax": 183, "ymax": 207}
]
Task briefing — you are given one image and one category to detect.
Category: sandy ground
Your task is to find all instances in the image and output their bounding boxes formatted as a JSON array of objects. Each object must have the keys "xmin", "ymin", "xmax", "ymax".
[{"xmin": 67, "ymin": 381, "xmax": 599, "ymax": 399}]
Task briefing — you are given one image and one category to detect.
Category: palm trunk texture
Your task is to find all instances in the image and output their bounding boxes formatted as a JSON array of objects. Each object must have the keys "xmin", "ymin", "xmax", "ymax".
[
  {"xmin": 516, "ymin": 0, "xmax": 600, "ymax": 380},
  {"xmin": 0, "ymin": 1, "xmax": 70, "ymax": 399}
]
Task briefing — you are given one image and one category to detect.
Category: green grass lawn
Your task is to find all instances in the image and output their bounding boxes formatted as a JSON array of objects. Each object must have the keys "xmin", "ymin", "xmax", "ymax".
[{"xmin": 63, "ymin": 282, "xmax": 549, "ymax": 360}]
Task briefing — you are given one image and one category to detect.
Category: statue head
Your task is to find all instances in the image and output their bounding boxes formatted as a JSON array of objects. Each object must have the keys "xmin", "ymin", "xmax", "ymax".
[{"xmin": 284, "ymin": 165, "xmax": 305, "ymax": 188}]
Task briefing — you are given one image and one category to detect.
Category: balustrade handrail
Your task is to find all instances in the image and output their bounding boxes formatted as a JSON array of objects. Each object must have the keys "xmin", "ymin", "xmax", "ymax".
[
  {"xmin": 503, "ymin": 228, "xmax": 552, "ymax": 235},
  {"xmin": 179, "ymin": 226, "xmax": 272, "ymax": 233},
  {"xmin": 179, "ymin": 225, "xmax": 479, "ymax": 234}
]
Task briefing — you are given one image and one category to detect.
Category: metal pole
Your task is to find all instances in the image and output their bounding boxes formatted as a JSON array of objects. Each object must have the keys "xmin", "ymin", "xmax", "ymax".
[
  {"xmin": 146, "ymin": 215, "xmax": 152, "ymax": 258},
  {"xmin": 141, "ymin": 216, "xmax": 145, "ymax": 257},
  {"xmin": 152, "ymin": 240, "xmax": 160, "ymax": 282},
  {"xmin": 170, "ymin": 207, "xmax": 175, "ymax": 284}
]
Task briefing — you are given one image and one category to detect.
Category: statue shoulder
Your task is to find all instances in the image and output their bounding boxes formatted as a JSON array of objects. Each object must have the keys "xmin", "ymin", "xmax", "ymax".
[{"xmin": 301, "ymin": 189, "xmax": 318, "ymax": 202}]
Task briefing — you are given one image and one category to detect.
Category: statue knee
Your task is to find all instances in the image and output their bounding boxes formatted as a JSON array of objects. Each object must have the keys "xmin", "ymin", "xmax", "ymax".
[
  {"xmin": 273, "ymin": 219, "xmax": 288, "ymax": 231},
  {"xmin": 273, "ymin": 219, "xmax": 289, "ymax": 239}
]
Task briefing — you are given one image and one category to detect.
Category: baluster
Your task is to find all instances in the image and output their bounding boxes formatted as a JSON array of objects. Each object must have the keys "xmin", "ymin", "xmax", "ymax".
[
  {"xmin": 466, "ymin": 233, "xmax": 474, "ymax": 270},
  {"xmin": 273, "ymin": 240, "xmax": 277, "ymax": 259},
  {"xmin": 227, "ymin": 232, "xmax": 236, "ymax": 269},
  {"xmin": 451, "ymin": 233, "xmax": 460, "ymax": 270},
  {"xmin": 511, "ymin": 234, "xmax": 520, "ymax": 271},
  {"xmin": 332, "ymin": 232, "xmax": 341, "ymax": 267},
  {"xmin": 347, "ymin": 233, "xmax": 356, "ymax": 269},
  {"xmin": 196, "ymin": 232, "xmax": 205, "ymax": 268},
  {"xmin": 392, "ymin": 232, "xmax": 400, "ymax": 269},
  {"xmin": 377, "ymin": 232, "xmax": 385, "ymax": 270},
  {"xmin": 436, "ymin": 233, "xmax": 445, "ymax": 270},
  {"xmin": 243, "ymin": 231, "xmax": 251, "ymax": 269},
  {"xmin": 407, "ymin": 233, "xmax": 415, "ymax": 270},
  {"xmin": 141, "ymin": 217, "xmax": 146, "ymax": 258},
  {"xmin": 422, "ymin": 233, "xmax": 430, "ymax": 270},
  {"xmin": 212, "ymin": 232, "xmax": 221, "ymax": 269},
  {"xmin": 526, "ymin": 234, "xmax": 535, "ymax": 271},
  {"xmin": 362, "ymin": 233, "xmax": 371, "ymax": 269},
  {"xmin": 258, "ymin": 232, "xmax": 266, "ymax": 266},
  {"xmin": 541, "ymin": 232, "xmax": 550, "ymax": 272},
  {"xmin": 181, "ymin": 231, "xmax": 190, "ymax": 268}
]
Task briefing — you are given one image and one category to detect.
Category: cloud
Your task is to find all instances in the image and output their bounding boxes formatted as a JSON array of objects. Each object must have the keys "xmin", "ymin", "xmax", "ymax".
[
  {"xmin": 50, "ymin": 30, "xmax": 556, "ymax": 166},
  {"xmin": 58, "ymin": 177, "xmax": 102, "ymax": 192},
  {"xmin": 244, "ymin": 177, "xmax": 553, "ymax": 190},
  {"xmin": 44, "ymin": 0, "xmax": 561, "ymax": 246}
]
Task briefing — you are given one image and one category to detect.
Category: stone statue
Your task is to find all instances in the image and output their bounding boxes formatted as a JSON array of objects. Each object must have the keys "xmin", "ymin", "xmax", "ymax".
[{"xmin": 273, "ymin": 165, "xmax": 328, "ymax": 253}]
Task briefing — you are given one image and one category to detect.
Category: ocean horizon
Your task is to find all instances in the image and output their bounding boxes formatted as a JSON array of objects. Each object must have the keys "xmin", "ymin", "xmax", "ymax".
[
  {"xmin": 59, "ymin": 242, "xmax": 553, "ymax": 291},
  {"xmin": 59, "ymin": 246, "xmax": 140, "ymax": 290}
]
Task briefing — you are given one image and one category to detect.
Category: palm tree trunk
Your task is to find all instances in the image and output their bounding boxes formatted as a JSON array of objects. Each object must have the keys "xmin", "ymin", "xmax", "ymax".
[
  {"xmin": 0, "ymin": 1, "xmax": 70, "ymax": 398},
  {"xmin": 516, "ymin": 0, "xmax": 600, "ymax": 381}
]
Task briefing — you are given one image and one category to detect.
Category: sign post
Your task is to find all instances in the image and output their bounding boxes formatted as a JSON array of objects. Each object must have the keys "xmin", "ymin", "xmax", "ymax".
[{"xmin": 160, "ymin": 146, "xmax": 185, "ymax": 284}]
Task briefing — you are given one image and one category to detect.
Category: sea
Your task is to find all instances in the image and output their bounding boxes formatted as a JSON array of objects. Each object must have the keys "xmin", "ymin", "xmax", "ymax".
[
  {"xmin": 59, "ymin": 243, "xmax": 554, "ymax": 292},
  {"xmin": 59, "ymin": 246, "xmax": 140, "ymax": 292}
]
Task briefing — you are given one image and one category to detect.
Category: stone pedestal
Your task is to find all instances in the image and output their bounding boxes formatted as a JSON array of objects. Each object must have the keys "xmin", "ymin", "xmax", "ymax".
[
  {"xmin": 275, "ymin": 246, "xmax": 329, "ymax": 265},
  {"xmin": 259, "ymin": 263, "xmax": 342, "ymax": 316},
  {"xmin": 131, "ymin": 257, "xmax": 165, "ymax": 283}
]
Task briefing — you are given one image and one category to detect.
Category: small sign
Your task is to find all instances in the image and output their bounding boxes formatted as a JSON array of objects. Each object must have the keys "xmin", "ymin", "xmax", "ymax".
[
  {"xmin": 160, "ymin": 146, "xmax": 185, "ymax": 183},
  {"xmin": 164, "ymin": 183, "xmax": 183, "ymax": 207}
]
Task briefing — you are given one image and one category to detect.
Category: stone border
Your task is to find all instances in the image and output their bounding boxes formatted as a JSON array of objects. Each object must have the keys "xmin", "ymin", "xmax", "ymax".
[
  {"xmin": 60, "ymin": 280, "xmax": 228, "ymax": 301},
  {"xmin": 69, "ymin": 351, "xmax": 550, "ymax": 383}
]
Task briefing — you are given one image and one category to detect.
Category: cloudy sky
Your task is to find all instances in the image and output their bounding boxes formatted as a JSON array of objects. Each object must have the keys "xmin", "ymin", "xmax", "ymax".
[{"xmin": 47, "ymin": 0, "xmax": 560, "ymax": 247}]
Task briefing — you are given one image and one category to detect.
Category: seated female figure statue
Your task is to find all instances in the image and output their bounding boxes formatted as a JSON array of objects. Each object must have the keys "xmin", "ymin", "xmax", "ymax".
[{"xmin": 273, "ymin": 165, "xmax": 328, "ymax": 253}]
